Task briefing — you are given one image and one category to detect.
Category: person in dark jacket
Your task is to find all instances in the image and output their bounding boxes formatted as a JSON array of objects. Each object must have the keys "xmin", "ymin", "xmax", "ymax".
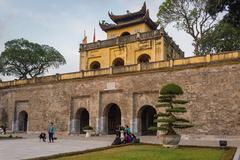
[
  {"xmin": 48, "ymin": 122, "xmax": 55, "ymax": 143},
  {"xmin": 112, "ymin": 133, "xmax": 122, "ymax": 145}
]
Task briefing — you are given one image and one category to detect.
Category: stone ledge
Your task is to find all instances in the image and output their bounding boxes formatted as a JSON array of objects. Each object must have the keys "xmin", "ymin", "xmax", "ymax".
[
  {"xmin": 79, "ymin": 29, "xmax": 183, "ymax": 55},
  {"xmin": 0, "ymin": 51, "xmax": 239, "ymax": 89}
]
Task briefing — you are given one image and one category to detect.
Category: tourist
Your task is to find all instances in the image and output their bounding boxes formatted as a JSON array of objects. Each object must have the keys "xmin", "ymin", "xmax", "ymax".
[
  {"xmin": 0, "ymin": 125, "xmax": 6, "ymax": 134},
  {"xmin": 115, "ymin": 125, "xmax": 121, "ymax": 136},
  {"xmin": 122, "ymin": 132, "xmax": 131, "ymax": 144},
  {"xmin": 111, "ymin": 133, "xmax": 122, "ymax": 145},
  {"xmin": 124, "ymin": 125, "xmax": 131, "ymax": 134},
  {"xmin": 48, "ymin": 122, "xmax": 55, "ymax": 143},
  {"xmin": 3, "ymin": 126, "xmax": 6, "ymax": 134},
  {"xmin": 130, "ymin": 133, "xmax": 138, "ymax": 143}
]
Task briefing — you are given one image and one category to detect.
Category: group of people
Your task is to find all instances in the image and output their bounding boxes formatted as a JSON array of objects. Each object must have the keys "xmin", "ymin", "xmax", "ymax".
[
  {"xmin": 112, "ymin": 125, "xmax": 139, "ymax": 145},
  {"xmin": 2, "ymin": 121, "xmax": 140, "ymax": 145},
  {"xmin": 42, "ymin": 123, "xmax": 139, "ymax": 145},
  {"xmin": 39, "ymin": 122, "xmax": 56, "ymax": 143}
]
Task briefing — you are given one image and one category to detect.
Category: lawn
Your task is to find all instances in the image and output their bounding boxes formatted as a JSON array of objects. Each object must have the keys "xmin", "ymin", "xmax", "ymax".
[{"xmin": 50, "ymin": 145, "xmax": 235, "ymax": 160}]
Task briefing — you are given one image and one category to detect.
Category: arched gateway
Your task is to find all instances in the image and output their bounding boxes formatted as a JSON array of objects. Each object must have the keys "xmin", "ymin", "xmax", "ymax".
[
  {"xmin": 138, "ymin": 105, "xmax": 157, "ymax": 135},
  {"xmin": 75, "ymin": 108, "xmax": 89, "ymax": 133},
  {"xmin": 18, "ymin": 111, "xmax": 28, "ymax": 132},
  {"xmin": 103, "ymin": 103, "xmax": 121, "ymax": 134}
]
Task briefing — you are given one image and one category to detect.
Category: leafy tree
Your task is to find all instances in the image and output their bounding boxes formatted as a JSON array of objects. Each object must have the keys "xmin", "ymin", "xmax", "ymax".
[
  {"xmin": 207, "ymin": 0, "xmax": 240, "ymax": 27},
  {"xmin": 150, "ymin": 83, "xmax": 193, "ymax": 135},
  {"xmin": 0, "ymin": 38, "xmax": 66, "ymax": 79},
  {"xmin": 199, "ymin": 21, "xmax": 240, "ymax": 54},
  {"xmin": 157, "ymin": 0, "xmax": 218, "ymax": 55}
]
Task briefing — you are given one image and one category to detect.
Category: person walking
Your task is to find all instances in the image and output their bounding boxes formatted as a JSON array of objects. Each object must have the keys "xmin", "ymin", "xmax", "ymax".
[{"xmin": 48, "ymin": 122, "xmax": 55, "ymax": 143}]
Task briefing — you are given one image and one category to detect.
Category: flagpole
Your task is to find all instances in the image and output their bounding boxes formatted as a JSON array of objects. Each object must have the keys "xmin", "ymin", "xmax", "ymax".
[
  {"xmin": 82, "ymin": 30, "xmax": 87, "ymax": 44},
  {"xmin": 93, "ymin": 28, "xmax": 96, "ymax": 42}
]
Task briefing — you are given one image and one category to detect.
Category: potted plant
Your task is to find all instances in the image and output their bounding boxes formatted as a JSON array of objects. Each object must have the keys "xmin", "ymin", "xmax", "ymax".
[
  {"xmin": 83, "ymin": 126, "xmax": 94, "ymax": 138},
  {"xmin": 149, "ymin": 83, "xmax": 193, "ymax": 148}
]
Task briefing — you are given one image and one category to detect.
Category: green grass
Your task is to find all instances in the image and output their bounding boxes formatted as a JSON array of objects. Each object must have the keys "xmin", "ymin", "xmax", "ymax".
[{"xmin": 50, "ymin": 145, "xmax": 235, "ymax": 160}]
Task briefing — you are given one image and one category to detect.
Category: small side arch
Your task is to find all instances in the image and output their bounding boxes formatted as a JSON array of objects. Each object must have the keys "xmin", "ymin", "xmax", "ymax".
[
  {"xmin": 18, "ymin": 110, "xmax": 28, "ymax": 132},
  {"xmin": 75, "ymin": 108, "xmax": 89, "ymax": 133},
  {"xmin": 137, "ymin": 105, "xmax": 157, "ymax": 135}
]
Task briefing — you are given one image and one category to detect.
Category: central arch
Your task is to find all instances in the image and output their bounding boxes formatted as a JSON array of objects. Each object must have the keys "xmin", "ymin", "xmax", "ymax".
[
  {"xmin": 90, "ymin": 61, "xmax": 101, "ymax": 70},
  {"xmin": 112, "ymin": 58, "xmax": 124, "ymax": 67},
  {"xmin": 104, "ymin": 103, "xmax": 121, "ymax": 134},
  {"xmin": 18, "ymin": 111, "xmax": 28, "ymax": 132},
  {"xmin": 120, "ymin": 32, "xmax": 130, "ymax": 36},
  {"xmin": 75, "ymin": 108, "xmax": 89, "ymax": 133},
  {"xmin": 138, "ymin": 105, "xmax": 157, "ymax": 135},
  {"xmin": 137, "ymin": 54, "xmax": 151, "ymax": 63}
]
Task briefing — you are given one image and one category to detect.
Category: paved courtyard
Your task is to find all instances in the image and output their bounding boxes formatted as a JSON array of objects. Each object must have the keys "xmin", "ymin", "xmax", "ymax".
[
  {"xmin": 0, "ymin": 135, "xmax": 112, "ymax": 160},
  {"xmin": 0, "ymin": 134, "xmax": 239, "ymax": 160}
]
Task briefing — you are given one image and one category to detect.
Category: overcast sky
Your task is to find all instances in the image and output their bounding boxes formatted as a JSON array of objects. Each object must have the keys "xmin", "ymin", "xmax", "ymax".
[{"xmin": 0, "ymin": 0, "xmax": 194, "ymax": 81}]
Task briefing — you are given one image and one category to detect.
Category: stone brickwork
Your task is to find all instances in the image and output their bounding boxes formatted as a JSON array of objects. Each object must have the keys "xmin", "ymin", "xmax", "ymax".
[{"xmin": 0, "ymin": 60, "xmax": 239, "ymax": 136}]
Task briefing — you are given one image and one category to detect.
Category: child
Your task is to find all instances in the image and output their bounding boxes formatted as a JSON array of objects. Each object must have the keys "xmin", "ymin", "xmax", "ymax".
[{"xmin": 39, "ymin": 133, "xmax": 46, "ymax": 142}]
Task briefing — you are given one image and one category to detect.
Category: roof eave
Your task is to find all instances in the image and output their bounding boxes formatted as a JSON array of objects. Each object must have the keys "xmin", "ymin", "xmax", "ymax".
[{"xmin": 108, "ymin": 2, "xmax": 147, "ymax": 24}]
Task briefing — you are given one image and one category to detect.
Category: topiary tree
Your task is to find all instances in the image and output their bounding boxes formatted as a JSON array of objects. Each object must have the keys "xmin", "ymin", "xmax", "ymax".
[{"xmin": 150, "ymin": 83, "xmax": 193, "ymax": 136}]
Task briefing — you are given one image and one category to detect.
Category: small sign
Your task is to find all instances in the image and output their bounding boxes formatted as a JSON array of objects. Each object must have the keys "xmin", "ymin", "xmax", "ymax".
[{"xmin": 105, "ymin": 82, "xmax": 116, "ymax": 90}]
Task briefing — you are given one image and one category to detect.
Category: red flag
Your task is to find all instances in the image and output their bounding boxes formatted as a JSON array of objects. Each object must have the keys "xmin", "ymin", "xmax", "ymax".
[
  {"xmin": 82, "ymin": 36, "xmax": 87, "ymax": 44},
  {"xmin": 93, "ymin": 28, "xmax": 96, "ymax": 42},
  {"xmin": 82, "ymin": 30, "xmax": 87, "ymax": 44}
]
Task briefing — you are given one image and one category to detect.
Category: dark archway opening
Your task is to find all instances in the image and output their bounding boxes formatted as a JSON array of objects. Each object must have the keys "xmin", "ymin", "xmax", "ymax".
[
  {"xmin": 105, "ymin": 103, "xmax": 121, "ymax": 134},
  {"xmin": 120, "ymin": 32, "xmax": 130, "ymax": 36},
  {"xmin": 139, "ymin": 105, "xmax": 157, "ymax": 135},
  {"xmin": 137, "ymin": 54, "xmax": 151, "ymax": 63},
  {"xmin": 90, "ymin": 61, "xmax": 101, "ymax": 70},
  {"xmin": 112, "ymin": 58, "xmax": 124, "ymax": 67},
  {"xmin": 18, "ymin": 111, "xmax": 28, "ymax": 132},
  {"xmin": 76, "ymin": 108, "xmax": 89, "ymax": 133}
]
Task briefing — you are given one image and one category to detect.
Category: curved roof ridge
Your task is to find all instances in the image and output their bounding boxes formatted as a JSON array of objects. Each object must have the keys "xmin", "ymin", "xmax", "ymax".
[
  {"xmin": 142, "ymin": 9, "xmax": 159, "ymax": 29},
  {"xmin": 108, "ymin": 2, "xmax": 147, "ymax": 24}
]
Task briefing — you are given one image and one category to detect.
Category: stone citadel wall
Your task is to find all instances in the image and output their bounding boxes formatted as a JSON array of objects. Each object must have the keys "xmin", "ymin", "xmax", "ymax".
[{"xmin": 0, "ymin": 52, "xmax": 239, "ymax": 135}]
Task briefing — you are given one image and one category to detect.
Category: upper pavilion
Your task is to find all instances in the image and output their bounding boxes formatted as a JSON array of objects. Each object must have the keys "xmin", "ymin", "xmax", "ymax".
[
  {"xmin": 99, "ymin": 2, "xmax": 158, "ymax": 38},
  {"xmin": 79, "ymin": 2, "xmax": 184, "ymax": 71}
]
